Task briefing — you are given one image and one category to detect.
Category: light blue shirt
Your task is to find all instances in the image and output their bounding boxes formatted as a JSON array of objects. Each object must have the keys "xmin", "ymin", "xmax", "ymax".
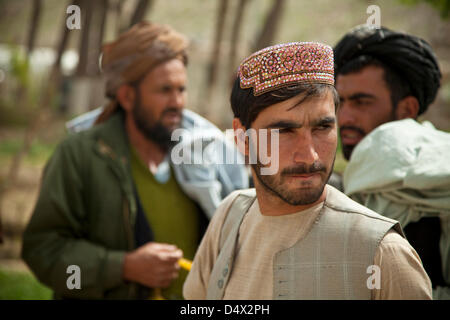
[{"xmin": 66, "ymin": 107, "xmax": 249, "ymax": 219}]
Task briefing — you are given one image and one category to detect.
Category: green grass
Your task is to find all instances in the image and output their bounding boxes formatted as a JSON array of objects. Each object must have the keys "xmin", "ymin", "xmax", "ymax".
[
  {"xmin": 0, "ymin": 138, "xmax": 56, "ymax": 166},
  {"xmin": 0, "ymin": 268, "xmax": 53, "ymax": 300},
  {"xmin": 334, "ymin": 134, "xmax": 347, "ymax": 174},
  {"xmin": 334, "ymin": 151, "xmax": 347, "ymax": 174}
]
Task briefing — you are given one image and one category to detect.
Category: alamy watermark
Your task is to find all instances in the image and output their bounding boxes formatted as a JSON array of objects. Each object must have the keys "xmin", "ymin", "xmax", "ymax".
[
  {"xmin": 66, "ymin": 265, "xmax": 81, "ymax": 290},
  {"xmin": 66, "ymin": 5, "xmax": 81, "ymax": 30},
  {"xmin": 170, "ymin": 128, "xmax": 280, "ymax": 175},
  {"xmin": 366, "ymin": 5, "xmax": 381, "ymax": 28},
  {"xmin": 367, "ymin": 264, "xmax": 381, "ymax": 290},
  {"xmin": 65, "ymin": 263, "xmax": 380, "ymax": 291}
]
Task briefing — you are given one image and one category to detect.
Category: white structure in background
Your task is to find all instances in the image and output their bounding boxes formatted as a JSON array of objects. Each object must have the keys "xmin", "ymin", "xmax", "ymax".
[
  {"xmin": 0, "ymin": 44, "xmax": 107, "ymax": 115},
  {"xmin": 0, "ymin": 44, "xmax": 78, "ymax": 75}
]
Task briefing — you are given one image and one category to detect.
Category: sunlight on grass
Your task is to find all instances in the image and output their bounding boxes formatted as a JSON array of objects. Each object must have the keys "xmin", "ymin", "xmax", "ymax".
[
  {"xmin": 0, "ymin": 268, "xmax": 52, "ymax": 300},
  {"xmin": 334, "ymin": 134, "xmax": 347, "ymax": 174},
  {"xmin": 0, "ymin": 138, "xmax": 56, "ymax": 166}
]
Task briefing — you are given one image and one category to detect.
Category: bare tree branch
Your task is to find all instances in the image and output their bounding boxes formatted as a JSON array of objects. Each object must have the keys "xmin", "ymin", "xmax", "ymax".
[
  {"xmin": 26, "ymin": 0, "xmax": 42, "ymax": 56},
  {"xmin": 0, "ymin": 1, "xmax": 77, "ymax": 242},
  {"xmin": 86, "ymin": 0, "xmax": 108, "ymax": 76},
  {"xmin": 76, "ymin": 0, "xmax": 94, "ymax": 76},
  {"xmin": 253, "ymin": 0, "xmax": 286, "ymax": 52},
  {"xmin": 129, "ymin": 0, "xmax": 153, "ymax": 27},
  {"xmin": 200, "ymin": 0, "xmax": 229, "ymax": 116},
  {"xmin": 228, "ymin": 0, "xmax": 251, "ymax": 86}
]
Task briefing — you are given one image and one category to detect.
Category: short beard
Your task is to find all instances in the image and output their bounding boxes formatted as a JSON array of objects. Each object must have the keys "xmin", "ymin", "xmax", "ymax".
[
  {"xmin": 132, "ymin": 94, "xmax": 181, "ymax": 152},
  {"xmin": 252, "ymin": 157, "xmax": 334, "ymax": 206}
]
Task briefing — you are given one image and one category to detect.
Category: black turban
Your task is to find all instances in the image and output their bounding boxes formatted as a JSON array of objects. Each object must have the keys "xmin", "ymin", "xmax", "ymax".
[{"xmin": 334, "ymin": 25, "xmax": 441, "ymax": 115}]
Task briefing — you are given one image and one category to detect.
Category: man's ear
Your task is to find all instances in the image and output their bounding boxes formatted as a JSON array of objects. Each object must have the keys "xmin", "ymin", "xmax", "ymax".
[
  {"xmin": 116, "ymin": 85, "xmax": 136, "ymax": 112},
  {"xmin": 232, "ymin": 118, "xmax": 249, "ymax": 156},
  {"xmin": 395, "ymin": 96, "xmax": 419, "ymax": 120}
]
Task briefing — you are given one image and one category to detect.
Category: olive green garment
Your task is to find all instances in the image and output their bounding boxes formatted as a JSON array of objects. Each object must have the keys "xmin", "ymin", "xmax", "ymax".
[
  {"xmin": 130, "ymin": 147, "xmax": 200, "ymax": 300},
  {"xmin": 22, "ymin": 112, "xmax": 139, "ymax": 299}
]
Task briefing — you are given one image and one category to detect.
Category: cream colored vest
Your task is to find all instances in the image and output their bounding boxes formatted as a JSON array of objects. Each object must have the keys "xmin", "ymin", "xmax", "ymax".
[{"xmin": 206, "ymin": 186, "xmax": 404, "ymax": 300}]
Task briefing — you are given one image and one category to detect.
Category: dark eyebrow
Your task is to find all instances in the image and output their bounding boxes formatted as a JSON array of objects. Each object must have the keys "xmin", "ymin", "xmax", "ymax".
[
  {"xmin": 264, "ymin": 117, "xmax": 335, "ymax": 129},
  {"xmin": 343, "ymin": 93, "xmax": 376, "ymax": 101},
  {"xmin": 311, "ymin": 116, "xmax": 336, "ymax": 127},
  {"xmin": 265, "ymin": 120, "xmax": 302, "ymax": 129}
]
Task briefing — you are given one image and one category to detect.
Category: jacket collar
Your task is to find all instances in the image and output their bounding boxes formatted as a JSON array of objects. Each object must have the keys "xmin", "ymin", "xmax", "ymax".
[
  {"xmin": 94, "ymin": 111, "xmax": 130, "ymax": 166},
  {"xmin": 93, "ymin": 111, "xmax": 137, "ymax": 218}
]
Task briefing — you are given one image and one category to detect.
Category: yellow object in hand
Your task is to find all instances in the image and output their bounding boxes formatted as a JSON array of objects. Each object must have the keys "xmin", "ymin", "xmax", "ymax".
[
  {"xmin": 178, "ymin": 258, "xmax": 192, "ymax": 271},
  {"xmin": 152, "ymin": 288, "xmax": 165, "ymax": 300},
  {"xmin": 149, "ymin": 258, "xmax": 193, "ymax": 300}
]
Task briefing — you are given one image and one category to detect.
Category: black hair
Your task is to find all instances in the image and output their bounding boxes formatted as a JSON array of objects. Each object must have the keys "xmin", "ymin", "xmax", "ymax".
[{"xmin": 230, "ymin": 77, "xmax": 339, "ymax": 128}]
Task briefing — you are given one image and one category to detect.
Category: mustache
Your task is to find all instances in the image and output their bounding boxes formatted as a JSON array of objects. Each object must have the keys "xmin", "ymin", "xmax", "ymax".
[
  {"xmin": 281, "ymin": 161, "xmax": 326, "ymax": 175},
  {"xmin": 162, "ymin": 108, "xmax": 182, "ymax": 117},
  {"xmin": 339, "ymin": 125, "xmax": 366, "ymax": 137}
]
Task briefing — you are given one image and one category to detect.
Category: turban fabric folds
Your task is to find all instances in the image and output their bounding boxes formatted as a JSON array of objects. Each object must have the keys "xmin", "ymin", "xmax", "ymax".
[
  {"xmin": 334, "ymin": 25, "xmax": 441, "ymax": 115},
  {"xmin": 96, "ymin": 21, "xmax": 189, "ymax": 123}
]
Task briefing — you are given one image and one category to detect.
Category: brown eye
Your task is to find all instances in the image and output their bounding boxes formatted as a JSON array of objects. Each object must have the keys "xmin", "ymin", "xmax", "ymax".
[
  {"xmin": 279, "ymin": 128, "xmax": 293, "ymax": 134},
  {"xmin": 356, "ymin": 98, "xmax": 371, "ymax": 106}
]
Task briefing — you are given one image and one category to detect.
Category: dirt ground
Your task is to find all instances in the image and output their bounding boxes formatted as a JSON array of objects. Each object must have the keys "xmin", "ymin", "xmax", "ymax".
[{"xmin": 0, "ymin": 162, "xmax": 43, "ymax": 272}]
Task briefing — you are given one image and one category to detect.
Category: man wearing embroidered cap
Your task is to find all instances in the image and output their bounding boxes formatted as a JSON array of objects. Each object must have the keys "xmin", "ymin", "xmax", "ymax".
[
  {"xmin": 334, "ymin": 25, "xmax": 450, "ymax": 299},
  {"xmin": 183, "ymin": 42, "xmax": 431, "ymax": 300},
  {"xmin": 22, "ymin": 21, "xmax": 248, "ymax": 299}
]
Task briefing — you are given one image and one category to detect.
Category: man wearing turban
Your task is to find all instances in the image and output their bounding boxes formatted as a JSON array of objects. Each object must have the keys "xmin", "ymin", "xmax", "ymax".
[
  {"xmin": 21, "ymin": 22, "xmax": 248, "ymax": 299},
  {"xmin": 334, "ymin": 25, "xmax": 450, "ymax": 299}
]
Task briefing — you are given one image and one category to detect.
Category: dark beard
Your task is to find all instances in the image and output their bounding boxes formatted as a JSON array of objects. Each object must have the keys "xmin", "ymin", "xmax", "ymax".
[
  {"xmin": 252, "ymin": 157, "xmax": 334, "ymax": 206},
  {"xmin": 132, "ymin": 97, "xmax": 181, "ymax": 152},
  {"xmin": 339, "ymin": 125, "xmax": 366, "ymax": 161},
  {"xmin": 342, "ymin": 144, "xmax": 355, "ymax": 161}
]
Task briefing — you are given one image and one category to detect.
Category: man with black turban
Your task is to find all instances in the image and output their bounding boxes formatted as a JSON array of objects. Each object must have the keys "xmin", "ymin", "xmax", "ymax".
[{"xmin": 334, "ymin": 25, "xmax": 450, "ymax": 299}]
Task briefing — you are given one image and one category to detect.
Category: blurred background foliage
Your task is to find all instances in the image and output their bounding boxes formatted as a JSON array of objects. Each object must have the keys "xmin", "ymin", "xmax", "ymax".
[{"xmin": 0, "ymin": 0, "xmax": 448, "ymax": 299}]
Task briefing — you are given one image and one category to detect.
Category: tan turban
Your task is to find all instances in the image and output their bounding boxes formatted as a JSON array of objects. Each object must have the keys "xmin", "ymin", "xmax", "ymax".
[{"xmin": 96, "ymin": 21, "xmax": 189, "ymax": 123}]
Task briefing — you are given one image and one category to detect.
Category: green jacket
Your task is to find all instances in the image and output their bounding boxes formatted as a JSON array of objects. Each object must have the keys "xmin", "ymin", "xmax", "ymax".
[{"xmin": 22, "ymin": 112, "xmax": 155, "ymax": 299}]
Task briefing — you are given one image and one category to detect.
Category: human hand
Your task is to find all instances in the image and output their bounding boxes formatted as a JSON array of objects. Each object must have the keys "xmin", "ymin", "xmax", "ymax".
[{"xmin": 123, "ymin": 242, "xmax": 183, "ymax": 288}]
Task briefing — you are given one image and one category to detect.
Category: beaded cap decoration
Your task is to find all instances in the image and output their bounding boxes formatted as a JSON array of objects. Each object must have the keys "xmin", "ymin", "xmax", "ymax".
[{"xmin": 238, "ymin": 42, "xmax": 334, "ymax": 96}]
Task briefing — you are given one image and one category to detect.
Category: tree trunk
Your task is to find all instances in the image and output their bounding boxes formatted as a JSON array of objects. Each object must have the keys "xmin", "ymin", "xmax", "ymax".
[
  {"xmin": 3, "ymin": 0, "xmax": 73, "ymax": 187},
  {"xmin": 110, "ymin": 0, "xmax": 124, "ymax": 37},
  {"xmin": 53, "ymin": 0, "xmax": 77, "ymax": 79},
  {"xmin": 86, "ymin": 0, "xmax": 108, "ymax": 76},
  {"xmin": 26, "ymin": 0, "xmax": 42, "ymax": 56},
  {"xmin": 129, "ymin": 0, "xmax": 153, "ymax": 27},
  {"xmin": 0, "ymin": 1, "xmax": 75, "ymax": 244},
  {"xmin": 76, "ymin": 0, "xmax": 94, "ymax": 76},
  {"xmin": 253, "ymin": 0, "xmax": 286, "ymax": 52},
  {"xmin": 14, "ymin": 0, "xmax": 43, "ymax": 109},
  {"xmin": 228, "ymin": 0, "xmax": 251, "ymax": 86},
  {"xmin": 97, "ymin": 0, "xmax": 109, "ymax": 49},
  {"xmin": 201, "ymin": 0, "xmax": 229, "ymax": 116}
]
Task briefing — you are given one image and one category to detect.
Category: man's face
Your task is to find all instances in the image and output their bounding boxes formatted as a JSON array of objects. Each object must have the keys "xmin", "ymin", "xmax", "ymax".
[
  {"xmin": 132, "ymin": 59, "xmax": 187, "ymax": 150},
  {"xmin": 336, "ymin": 65, "xmax": 396, "ymax": 160},
  {"xmin": 249, "ymin": 90, "xmax": 337, "ymax": 206}
]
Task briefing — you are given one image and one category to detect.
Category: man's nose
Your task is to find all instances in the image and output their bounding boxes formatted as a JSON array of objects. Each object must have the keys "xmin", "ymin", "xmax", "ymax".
[
  {"xmin": 293, "ymin": 131, "xmax": 319, "ymax": 164},
  {"xmin": 337, "ymin": 101, "xmax": 355, "ymax": 127},
  {"xmin": 171, "ymin": 90, "xmax": 185, "ymax": 109}
]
